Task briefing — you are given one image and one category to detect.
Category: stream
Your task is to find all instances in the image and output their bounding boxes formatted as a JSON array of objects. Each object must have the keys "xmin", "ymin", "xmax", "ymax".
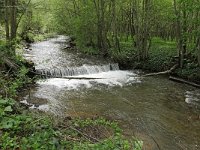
[{"xmin": 21, "ymin": 36, "xmax": 200, "ymax": 150}]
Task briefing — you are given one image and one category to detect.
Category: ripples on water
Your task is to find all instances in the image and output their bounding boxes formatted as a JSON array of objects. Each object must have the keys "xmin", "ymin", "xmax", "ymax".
[{"xmin": 21, "ymin": 36, "xmax": 200, "ymax": 150}]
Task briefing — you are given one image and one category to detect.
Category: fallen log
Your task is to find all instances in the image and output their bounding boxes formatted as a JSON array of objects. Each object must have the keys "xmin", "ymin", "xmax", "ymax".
[
  {"xmin": 169, "ymin": 76, "xmax": 200, "ymax": 88},
  {"xmin": 143, "ymin": 64, "xmax": 178, "ymax": 77}
]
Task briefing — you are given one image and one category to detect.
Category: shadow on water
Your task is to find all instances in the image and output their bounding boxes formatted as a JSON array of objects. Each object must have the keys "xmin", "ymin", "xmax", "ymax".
[{"xmin": 20, "ymin": 36, "xmax": 200, "ymax": 150}]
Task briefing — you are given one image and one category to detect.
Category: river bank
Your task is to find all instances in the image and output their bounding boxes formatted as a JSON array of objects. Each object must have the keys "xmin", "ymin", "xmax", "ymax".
[
  {"xmin": 116, "ymin": 38, "xmax": 200, "ymax": 85},
  {"xmin": 0, "ymin": 38, "xmax": 142, "ymax": 149}
]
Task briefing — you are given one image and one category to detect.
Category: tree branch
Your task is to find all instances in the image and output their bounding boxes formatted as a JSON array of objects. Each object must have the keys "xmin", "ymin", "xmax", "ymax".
[{"xmin": 143, "ymin": 64, "xmax": 178, "ymax": 77}]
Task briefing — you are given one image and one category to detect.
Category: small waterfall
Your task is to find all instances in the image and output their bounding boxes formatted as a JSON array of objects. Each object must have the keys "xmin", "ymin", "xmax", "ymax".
[{"xmin": 36, "ymin": 63, "xmax": 119, "ymax": 78}]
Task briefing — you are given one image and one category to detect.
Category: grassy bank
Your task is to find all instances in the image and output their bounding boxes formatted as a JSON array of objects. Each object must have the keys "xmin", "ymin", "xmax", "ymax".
[{"xmin": 0, "ymin": 43, "xmax": 142, "ymax": 150}]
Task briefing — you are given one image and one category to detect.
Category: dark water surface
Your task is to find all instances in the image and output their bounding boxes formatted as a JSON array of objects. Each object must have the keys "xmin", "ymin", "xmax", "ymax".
[{"xmin": 21, "ymin": 36, "xmax": 200, "ymax": 150}]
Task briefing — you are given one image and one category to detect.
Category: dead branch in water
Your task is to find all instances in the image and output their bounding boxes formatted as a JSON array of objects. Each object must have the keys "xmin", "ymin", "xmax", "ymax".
[
  {"xmin": 169, "ymin": 76, "xmax": 200, "ymax": 88},
  {"xmin": 143, "ymin": 64, "xmax": 178, "ymax": 77}
]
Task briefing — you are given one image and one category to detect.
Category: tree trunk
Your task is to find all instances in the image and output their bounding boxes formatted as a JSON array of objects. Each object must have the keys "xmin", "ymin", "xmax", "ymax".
[
  {"xmin": 134, "ymin": 0, "xmax": 151, "ymax": 61},
  {"xmin": 173, "ymin": 0, "xmax": 184, "ymax": 68},
  {"xmin": 5, "ymin": 0, "xmax": 10, "ymax": 40},
  {"xmin": 197, "ymin": 37, "xmax": 200, "ymax": 66},
  {"xmin": 93, "ymin": 0, "xmax": 108, "ymax": 56},
  {"xmin": 182, "ymin": 2, "xmax": 187, "ymax": 55},
  {"xmin": 100, "ymin": 0, "xmax": 108, "ymax": 55},
  {"xmin": 10, "ymin": 0, "xmax": 17, "ymax": 40},
  {"xmin": 111, "ymin": 0, "xmax": 120, "ymax": 52}
]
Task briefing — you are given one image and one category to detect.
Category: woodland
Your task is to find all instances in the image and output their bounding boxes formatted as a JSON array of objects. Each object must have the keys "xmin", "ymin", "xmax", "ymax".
[
  {"xmin": 0, "ymin": 0, "xmax": 200, "ymax": 79},
  {"xmin": 0, "ymin": 0, "xmax": 200, "ymax": 149}
]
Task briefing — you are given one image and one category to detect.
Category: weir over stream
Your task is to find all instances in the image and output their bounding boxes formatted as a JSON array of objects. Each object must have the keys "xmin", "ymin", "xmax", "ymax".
[
  {"xmin": 35, "ymin": 63, "xmax": 120, "ymax": 78},
  {"xmin": 21, "ymin": 36, "xmax": 200, "ymax": 150}
]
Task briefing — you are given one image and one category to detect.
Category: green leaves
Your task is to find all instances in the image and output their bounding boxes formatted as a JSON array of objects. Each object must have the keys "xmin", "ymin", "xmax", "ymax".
[
  {"xmin": 0, "ymin": 98, "xmax": 15, "ymax": 117},
  {"xmin": 134, "ymin": 140, "xmax": 143, "ymax": 150},
  {"xmin": 0, "ymin": 113, "xmax": 143, "ymax": 150},
  {"xmin": 0, "ymin": 93, "xmax": 143, "ymax": 149},
  {"xmin": 4, "ymin": 106, "xmax": 13, "ymax": 112},
  {"xmin": 0, "ymin": 98, "xmax": 15, "ymax": 108},
  {"xmin": 0, "ymin": 99, "xmax": 8, "ymax": 105},
  {"xmin": 1, "ymin": 118, "xmax": 16, "ymax": 129}
]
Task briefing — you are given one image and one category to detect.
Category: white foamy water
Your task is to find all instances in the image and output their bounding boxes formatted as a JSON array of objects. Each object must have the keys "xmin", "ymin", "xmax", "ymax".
[
  {"xmin": 185, "ymin": 90, "xmax": 200, "ymax": 106},
  {"xmin": 22, "ymin": 35, "xmax": 141, "ymax": 114},
  {"xmin": 38, "ymin": 70, "xmax": 141, "ymax": 90},
  {"xmin": 21, "ymin": 70, "xmax": 140, "ymax": 114}
]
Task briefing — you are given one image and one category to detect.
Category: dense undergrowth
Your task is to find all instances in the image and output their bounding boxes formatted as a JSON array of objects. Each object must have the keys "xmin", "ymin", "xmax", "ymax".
[
  {"xmin": 136, "ymin": 38, "xmax": 200, "ymax": 83},
  {"xmin": 110, "ymin": 37, "xmax": 200, "ymax": 83},
  {"xmin": 0, "ymin": 42, "xmax": 142, "ymax": 149},
  {"xmin": 0, "ymin": 101, "xmax": 142, "ymax": 150}
]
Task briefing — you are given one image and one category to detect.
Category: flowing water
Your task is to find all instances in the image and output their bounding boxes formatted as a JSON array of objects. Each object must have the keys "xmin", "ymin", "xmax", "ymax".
[{"xmin": 21, "ymin": 36, "xmax": 200, "ymax": 150}]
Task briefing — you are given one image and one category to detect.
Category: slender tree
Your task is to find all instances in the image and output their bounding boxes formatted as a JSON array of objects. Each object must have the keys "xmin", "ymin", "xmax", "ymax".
[
  {"xmin": 4, "ymin": 0, "xmax": 9, "ymax": 40},
  {"xmin": 10, "ymin": 0, "xmax": 17, "ymax": 40},
  {"xmin": 173, "ymin": 0, "xmax": 184, "ymax": 68}
]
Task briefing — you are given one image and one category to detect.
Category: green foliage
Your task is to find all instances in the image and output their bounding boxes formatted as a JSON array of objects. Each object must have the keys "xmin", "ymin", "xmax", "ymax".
[
  {"xmin": 11, "ymin": 67, "xmax": 30, "ymax": 95},
  {"xmin": 0, "ymin": 1, "xmax": 4, "ymax": 24},
  {"xmin": 142, "ymin": 38, "xmax": 177, "ymax": 71},
  {"xmin": 0, "ymin": 104, "xmax": 143, "ymax": 150},
  {"xmin": 109, "ymin": 37, "xmax": 136, "ymax": 65},
  {"xmin": 18, "ymin": 0, "xmax": 55, "ymax": 43},
  {"xmin": 0, "ymin": 98, "xmax": 15, "ymax": 117},
  {"xmin": 52, "ymin": 0, "xmax": 98, "ymax": 49},
  {"xmin": 0, "ymin": 42, "xmax": 15, "ymax": 59},
  {"xmin": 0, "ymin": 65, "xmax": 30, "ymax": 97},
  {"xmin": 32, "ymin": 33, "xmax": 56, "ymax": 42},
  {"xmin": 175, "ymin": 63, "xmax": 200, "ymax": 83},
  {"xmin": 0, "ymin": 44, "xmax": 32, "ymax": 97},
  {"xmin": 80, "ymin": 47, "xmax": 99, "ymax": 55}
]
